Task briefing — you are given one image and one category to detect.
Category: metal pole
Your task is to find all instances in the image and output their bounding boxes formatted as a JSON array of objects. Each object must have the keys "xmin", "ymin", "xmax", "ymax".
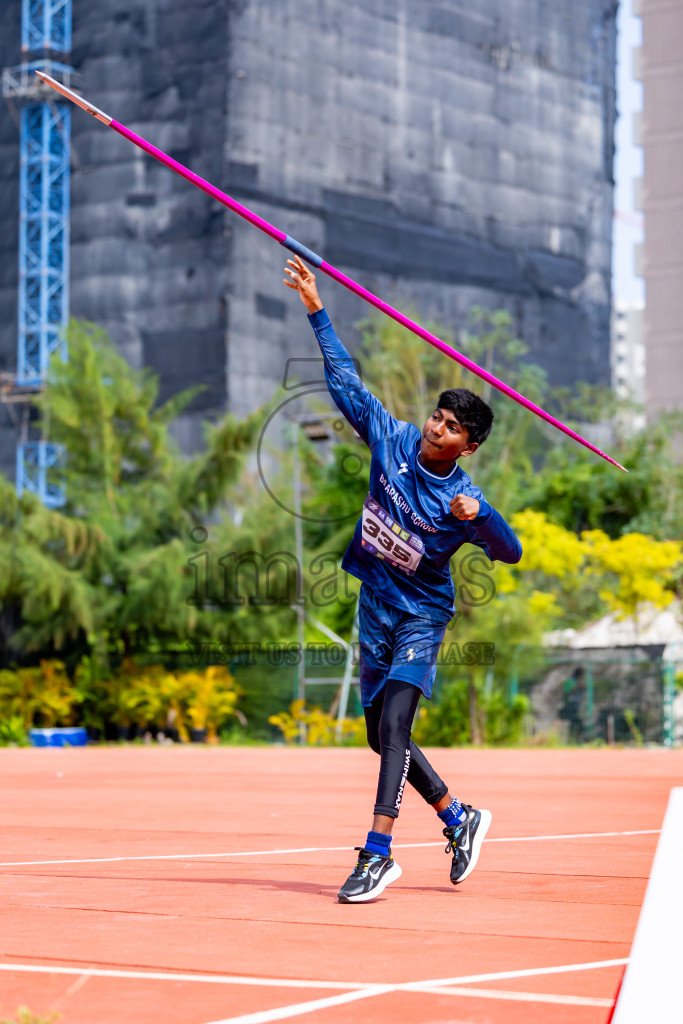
[
  {"xmin": 291, "ymin": 419, "xmax": 306, "ymax": 744},
  {"xmin": 663, "ymin": 662, "xmax": 675, "ymax": 749},
  {"xmin": 585, "ymin": 664, "xmax": 594, "ymax": 742},
  {"xmin": 335, "ymin": 596, "xmax": 359, "ymax": 742},
  {"xmin": 508, "ymin": 649, "xmax": 519, "ymax": 703}
]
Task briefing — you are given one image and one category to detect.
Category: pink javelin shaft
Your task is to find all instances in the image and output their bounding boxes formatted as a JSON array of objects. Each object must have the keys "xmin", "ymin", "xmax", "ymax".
[{"xmin": 35, "ymin": 71, "xmax": 626, "ymax": 471}]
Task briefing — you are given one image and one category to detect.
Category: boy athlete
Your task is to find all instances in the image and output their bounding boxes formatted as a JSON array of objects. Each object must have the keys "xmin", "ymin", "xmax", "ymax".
[{"xmin": 284, "ymin": 256, "xmax": 523, "ymax": 903}]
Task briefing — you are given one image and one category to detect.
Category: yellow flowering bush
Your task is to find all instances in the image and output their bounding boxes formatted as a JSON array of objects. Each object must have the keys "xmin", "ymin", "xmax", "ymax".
[
  {"xmin": 501, "ymin": 511, "xmax": 681, "ymax": 625},
  {"xmin": 108, "ymin": 660, "xmax": 241, "ymax": 740},
  {"xmin": 269, "ymin": 699, "xmax": 365, "ymax": 746},
  {"xmin": 0, "ymin": 660, "xmax": 79, "ymax": 729},
  {"xmin": 581, "ymin": 530, "xmax": 681, "ymax": 617},
  {"xmin": 511, "ymin": 509, "xmax": 585, "ymax": 577}
]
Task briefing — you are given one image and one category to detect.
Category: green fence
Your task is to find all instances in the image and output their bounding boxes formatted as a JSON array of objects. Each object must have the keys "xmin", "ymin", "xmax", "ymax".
[
  {"xmin": 229, "ymin": 651, "xmax": 364, "ymax": 740},
  {"xmin": 100, "ymin": 640, "xmax": 681, "ymax": 747},
  {"xmin": 517, "ymin": 645, "xmax": 681, "ymax": 746},
  {"xmin": 227, "ymin": 643, "xmax": 681, "ymax": 746}
]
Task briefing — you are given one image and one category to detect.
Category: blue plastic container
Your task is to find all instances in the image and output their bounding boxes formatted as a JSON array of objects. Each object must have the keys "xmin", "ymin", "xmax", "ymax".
[{"xmin": 29, "ymin": 727, "xmax": 88, "ymax": 747}]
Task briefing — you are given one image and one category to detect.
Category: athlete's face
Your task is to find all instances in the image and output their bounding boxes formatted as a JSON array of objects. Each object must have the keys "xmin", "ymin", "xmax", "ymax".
[{"xmin": 420, "ymin": 407, "xmax": 479, "ymax": 472}]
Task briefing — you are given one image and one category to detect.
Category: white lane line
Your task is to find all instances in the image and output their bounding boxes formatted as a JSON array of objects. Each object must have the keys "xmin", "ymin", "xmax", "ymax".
[
  {"xmin": 197, "ymin": 959, "xmax": 628, "ymax": 1024},
  {"xmin": 0, "ymin": 958, "xmax": 628, "ymax": 1024},
  {"xmin": 414, "ymin": 985, "xmax": 614, "ymax": 1007},
  {"xmin": 0, "ymin": 956, "xmax": 628, "ymax": 991},
  {"xmin": 0, "ymin": 847, "xmax": 350, "ymax": 868},
  {"xmin": 0, "ymin": 965, "xmax": 364, "ymax": 990},
  {"xmin": 63, "ymin": 973, "xmax": 91, "ymax": 998},
  {"xmin": 0, "ymin": 829, "xmax": 659, "ymax": 868},
  {"xmin": 200, "ymin": 987, "xmax": 394, "ymax": 1024},
  {"xmin": 485, "ymin": 829, "xmax": 659, "ymax": 843},
  {"xmin": 407, "ymin": 956, "xmax": 629, "ymax": 989}
]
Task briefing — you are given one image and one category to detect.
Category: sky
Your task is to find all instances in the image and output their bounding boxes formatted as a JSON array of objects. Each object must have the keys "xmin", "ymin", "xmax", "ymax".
[{"xmin": 612, "ymin": 0, "xmax": 645, "ymax": 307}]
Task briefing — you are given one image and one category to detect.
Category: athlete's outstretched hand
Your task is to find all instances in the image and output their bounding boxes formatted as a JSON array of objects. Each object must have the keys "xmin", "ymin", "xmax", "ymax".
[
  {"xmin": 283, "ymin": 254, "xmax": 324, "ymax": 314},
  {"xmin": 450, "ymin": 494, "xmax": 481, "ymax": 520}
]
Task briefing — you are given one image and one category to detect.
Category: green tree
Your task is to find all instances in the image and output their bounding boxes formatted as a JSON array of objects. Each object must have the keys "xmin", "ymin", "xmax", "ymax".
[
  {"xmin": 527, "ymin": 410, "xmax": 683, "ymax": 540},
  {"xmin": 357, "ymin": 308, "xmax": 468, "ymax": 427},
  {"xmin": 357, "ymin": 306, "xmax": 553, "ymax": 512},
  {"xmin": 0, "ymin": 320, "xmax": 269, "ymax": 666}
]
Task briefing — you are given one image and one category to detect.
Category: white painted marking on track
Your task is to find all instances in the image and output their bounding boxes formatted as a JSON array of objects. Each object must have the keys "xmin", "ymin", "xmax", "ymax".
[
  {"xmin": 0, "ymin": 958, "xmax": 628, "ymax": 1024},
  {"xmin": 63, "ymin": 973, "xmax": 91, "ymax": 998},
  {"xmin": 200, "ymin": 987, "xmax": 395, "ymax": 1024},
  {"xmin": 196, "ymin": 959, "xmax": 628, "ymax": 1024},
  {"xmin": 407, "ymin": 956, "xmax": 629, "ymax": 988},
  {"xmin": 413, "ymin": 985, "xmax": 614, "ymax": 1007},
  {"xmin": 484, "ymin": 828, "xmax": 660, "ymax": 844},
  {"xmin": 0, "ymin": 847, "xmax": 350, "ymax": 868},
  {"xmin": 0, "ymin": 965, "xmax": 366, "ymax": 990},
  {"xmin": 0, "ymin": 829, "xmax": 659, "ymax": 868},
  {"xmin": 0, "ymin": 956, "xmax": 628, "ymax": 992}
]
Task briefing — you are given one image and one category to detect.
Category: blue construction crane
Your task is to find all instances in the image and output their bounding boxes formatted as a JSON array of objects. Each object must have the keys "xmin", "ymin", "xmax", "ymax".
[
  {"xmin": 18, "ymin": 96, "xmax": 70, "ymax": 385},
  {"xmin": 1, "ymin": 0, "xmax": 73, "ymax": 506},
  {"xmin": 22, "ymin": 0, "xmax": 72, "ymax": 53}
]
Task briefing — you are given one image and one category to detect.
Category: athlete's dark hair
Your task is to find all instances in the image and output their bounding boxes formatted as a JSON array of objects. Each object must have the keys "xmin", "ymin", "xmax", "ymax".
[{"xmin": 436, "ymin": 388, "xmax": 494, "ymax": 445}]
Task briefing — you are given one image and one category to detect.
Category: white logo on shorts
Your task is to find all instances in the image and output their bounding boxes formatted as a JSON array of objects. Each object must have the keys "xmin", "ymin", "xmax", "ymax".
[{"xmin": 406, "ymin": 648, "xmax": 415, "ymax": 661}]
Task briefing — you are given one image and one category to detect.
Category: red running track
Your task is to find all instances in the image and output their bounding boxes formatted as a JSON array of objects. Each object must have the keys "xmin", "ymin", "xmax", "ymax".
[{"xmin": 1, "ymin": 746, "xmax": 680, "ymax": 1024}]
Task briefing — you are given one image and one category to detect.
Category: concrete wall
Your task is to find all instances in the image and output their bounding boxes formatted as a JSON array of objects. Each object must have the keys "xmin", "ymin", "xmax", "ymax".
[
  {"xmin": 69, "ymin": 0, "xmax": 231, "ymax": 453},
  {"xmin": 0, "ymin": 0, "xmax": 618, "ymax": 474},
  {"xmin": 226, "ymin": 0, "xmax": 618, "ymax": 418}
]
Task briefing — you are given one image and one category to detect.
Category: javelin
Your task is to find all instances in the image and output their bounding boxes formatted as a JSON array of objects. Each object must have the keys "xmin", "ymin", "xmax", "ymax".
[{"xmin": 36, "ymin": 70, "xmax": 626, "ymax": 472}]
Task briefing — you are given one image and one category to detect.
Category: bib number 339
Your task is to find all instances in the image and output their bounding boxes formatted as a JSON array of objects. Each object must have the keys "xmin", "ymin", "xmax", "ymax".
[{"xmin": 361, "ymin": 495, "xmax": 424, "ymax": 576}]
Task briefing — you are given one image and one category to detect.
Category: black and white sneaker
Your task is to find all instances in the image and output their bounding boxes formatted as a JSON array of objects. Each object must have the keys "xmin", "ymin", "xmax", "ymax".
[
  {"xmin": 337, "ymin": 847, "xmax": 402, "ymax": 903},
  {"xmin": 443, "ymin": 804, "xmax": 492, "ymax": 884}
]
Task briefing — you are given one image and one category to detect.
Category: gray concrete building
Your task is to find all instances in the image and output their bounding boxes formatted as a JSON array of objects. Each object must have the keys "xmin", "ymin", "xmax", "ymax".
[
  {"xmin": 633, "ymin": 0, "xmax": 683, "ymax": 417},
  {"xmin": 0, "ymin": 0, "xmax": 619, "ymax": 478}
]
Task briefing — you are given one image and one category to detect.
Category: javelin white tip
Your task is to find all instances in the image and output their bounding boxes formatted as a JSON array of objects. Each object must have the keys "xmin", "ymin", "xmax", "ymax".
[{"xmin": 34, "ymin": 70, "xmax": 113, "ymax": 126}]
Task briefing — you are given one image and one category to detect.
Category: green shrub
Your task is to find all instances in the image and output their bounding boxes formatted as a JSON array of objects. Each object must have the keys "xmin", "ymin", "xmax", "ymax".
[
  {"xmin": 623, "ymin": 708, "xmax": 645, "ymax": 747},
  {"xmin": 413, "ymin": 679, "xmax": 530, "ymax": 747},
  {"xmin": 1, "ymin": 1009, "xmax": 60, "ymax": 1024},
  {"xmin": 413, "ymin": 680, "xmax": 471, "ymax": 747},
  {"xmin": 104, "ymin": 660, "xmax": 242, "ymax": 741},
  {"xmin": 0, "ymin": 660, "xmax": 80, "ymax": 730},
  {"xmin": 0, "ymin": 656, "xmax": 244, "ymax": 743},
  {"xmin": 0, "ymin": 716, "xmax": 29, "ymax": 746}
]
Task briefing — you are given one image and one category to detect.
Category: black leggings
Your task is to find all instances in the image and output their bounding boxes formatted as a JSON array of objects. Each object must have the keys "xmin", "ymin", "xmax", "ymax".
[{"xmin": 364, "ymin": 678, "xmax": 449, "ymax": 819}]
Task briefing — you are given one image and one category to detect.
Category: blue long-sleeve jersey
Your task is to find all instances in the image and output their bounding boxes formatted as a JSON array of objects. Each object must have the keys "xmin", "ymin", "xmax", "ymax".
[{"xmin": 308, "ymin": 309, "xmax": 523, "ymax": 624}]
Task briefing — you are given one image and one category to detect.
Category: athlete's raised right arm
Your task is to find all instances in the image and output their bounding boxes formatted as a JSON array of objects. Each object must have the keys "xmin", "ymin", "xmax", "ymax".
[{"xmin": 283, "ymin": 256, "xmax": 400, "ymax": 447}]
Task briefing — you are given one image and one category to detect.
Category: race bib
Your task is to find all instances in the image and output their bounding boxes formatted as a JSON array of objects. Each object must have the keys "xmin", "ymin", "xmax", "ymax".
[{"xmin": 361, "ymin": 495, "xmax": 425, "ymax": 575}]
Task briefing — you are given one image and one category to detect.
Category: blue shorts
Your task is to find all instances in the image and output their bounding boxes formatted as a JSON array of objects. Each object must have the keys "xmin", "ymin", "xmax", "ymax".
[{"xmin": 357, "ymin": 585, "xmax": 447, "ymax": 707}]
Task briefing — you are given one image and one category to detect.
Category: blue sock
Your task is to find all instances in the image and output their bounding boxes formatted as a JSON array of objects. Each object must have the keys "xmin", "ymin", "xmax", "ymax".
[
  {"xmin": 364, "ymin": 830, "xmax": 392, "ymax": 857},
  {"xmin": 437, "ymin": 798, "xmax": 466, "ymax": 828}
]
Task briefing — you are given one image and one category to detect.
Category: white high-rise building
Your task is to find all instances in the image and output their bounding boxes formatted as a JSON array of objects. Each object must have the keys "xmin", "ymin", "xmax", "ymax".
[{"xmin": 612, "ymin": 301, "xmax": 646, "ymax": 429}]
